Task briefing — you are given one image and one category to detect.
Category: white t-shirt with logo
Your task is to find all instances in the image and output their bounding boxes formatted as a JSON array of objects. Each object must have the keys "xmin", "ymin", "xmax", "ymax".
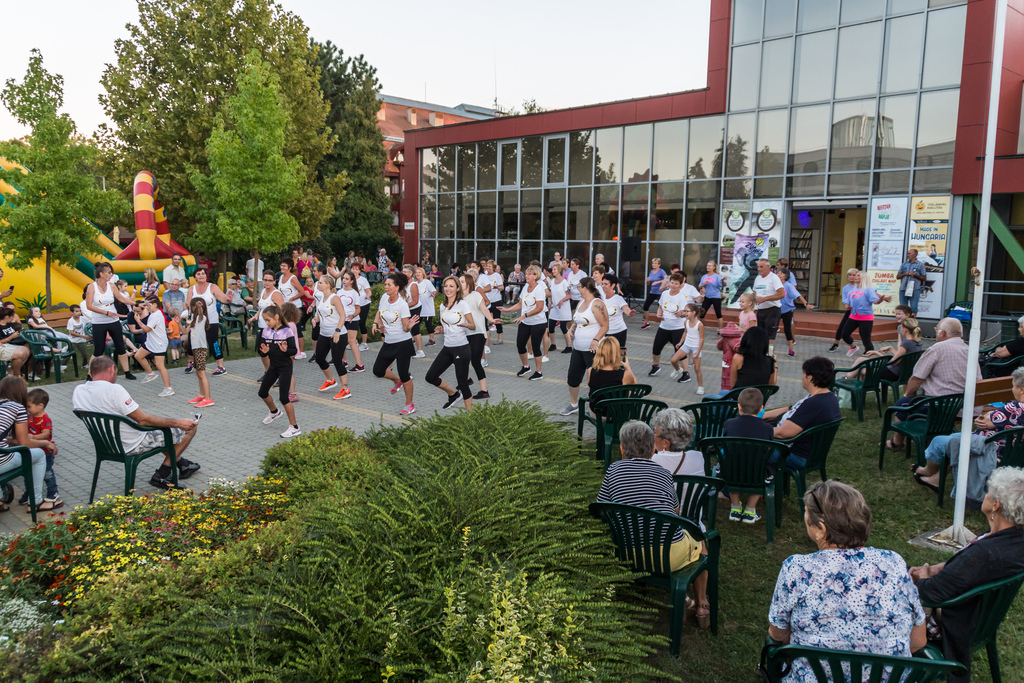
[
  {"xmin": 548, "ymin": 279, "xmax": 572, "ymax": 321},
  {"xmin": 604, "ymin": 294, "xmax": 628, "ymax": 334},
  {"xmin": 439, "ymin": 300, "xmax": 472, "ymax": 347},
  {"xmin": 72, "ymin": 380, "xmax": 145, "ymax": 452},
  {"xmin": 355, "ymin": 275, "xmax": 372, "ymax": 306},
  {"xmin": 567, "ymin": 269, "xmax": 588, "ymax": 300},
  {"xmin": 417, "ymin": 279, "xmax": 437, "ymax": 316},
  {"xmin": 378, "ymin": 294, "xmax": 412, "ymax": 343},
  {"xmin": 144, "ymin": 311, "xmax": 168, "ymax": 353},
  {"xmin": 754, "ymin": 272, "xmax": 784, "ymax": 309},
  {"xmin": 681, "ymin": 283, "xmax": 702, "ymax": 306},
  {"xmin": 463, "ymin": 291, "xmax": 487, "ymax": 337},
  {"xmin": 658, "ymin": 290, "xmax": 689, "ymax": 330},
  {"xmin": 520, "ymin": 282, "xmax": 548, "ymax": 326}
]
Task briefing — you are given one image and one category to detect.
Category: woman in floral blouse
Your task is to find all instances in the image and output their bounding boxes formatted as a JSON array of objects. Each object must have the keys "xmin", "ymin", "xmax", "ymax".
[{"xmin": 768, "ymin": 480, "xmax": 926, "ymax": 681}]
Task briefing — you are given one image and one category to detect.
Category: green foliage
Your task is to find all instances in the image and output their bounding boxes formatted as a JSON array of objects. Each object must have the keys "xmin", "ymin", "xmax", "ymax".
[
  {"xmin": 321, "ymin": 226, "xmax": 402, "ymax": 266},
  {"xmin": 0, "ymin": 50, "xmax": 129, "ymax": 310},
  {"xmin": 13, "ymin": 293, "xmax": 46, "ymax": 314},
  {"xmin": 186, "ymin": 52, "xmax": 308, "ymax": 255},
  {"xmin": 98, "ymin": 0, "xmax": 346, "ymax": 243}
]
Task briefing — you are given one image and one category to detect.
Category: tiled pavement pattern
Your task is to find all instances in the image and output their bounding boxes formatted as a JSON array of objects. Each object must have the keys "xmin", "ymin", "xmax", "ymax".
[{"xmin": 0, "ymin": 320, "xmax": 905, "ymax": 534}]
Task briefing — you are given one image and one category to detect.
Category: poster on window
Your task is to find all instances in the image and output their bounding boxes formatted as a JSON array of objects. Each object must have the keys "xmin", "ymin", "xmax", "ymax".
[
  {"xmin": 909, "ymin": 196, "xmax": 951, "ymax": 319},
  {"xmin": 722, "ymin": 233, "xmax": 777, "ymax": 308},
  {"xmin": 864, "ymin": 270, "xmax": 899, "ymax": 317}
]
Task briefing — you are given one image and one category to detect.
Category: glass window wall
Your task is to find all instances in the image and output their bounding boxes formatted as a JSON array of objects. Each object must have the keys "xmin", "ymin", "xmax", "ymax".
[
  {"xmin": 420, "ymin": 147, "xmax": 437, "ymax": 194},
  {"xmin": 760, "ymin": 38, "xmax": 794, "ymax": 108},
  {"xmin": 881, "ymin": 14, "xmax": 924, "ymax": 93},
  {"xmin": 793, "ymin": 30, "xmax": 836, "ymax": 104},
  {"xmin": 798, "ymin": 0, "xmax": 839, "ymax": 32},
  {"xmin": 594, "ymin": 185, "xmax": 620, "ymax": 242},
  {"xmin": 500, "ymin": 142, "xmax": 518, "ymax": 187},
  {"xmin": 568, "ymin": 131, "xmax": 594, "ymax": 186},
  {"xmin": 841, "ymin": 0, "xmax": 885, "ymax": 23},
  {"xmin": 922, "ymin": 5, "xmax": 967, "ymax": 88},
  {"xmin": 595, "ymin": 127, "xmax": 623, "ymax": 184},
  {"xmin": 543, "ymin": 189, "xmax": 567, "ymax": 240},
  {"xmin": 756, "ymin": 109, "xmax": 788, "ymax": 176},
  {"xmin": 477, "ymin": 141, "xmax": 497, "ymax": 190},
  {"xmin": 913, "ymin": 168, "xmax": 953, "ymax": 193},
  {"xmin": 834, "ymin": 22, "xmax": 883, "ymax": 99},
  {"xmin": 546, "ymin": 136, "xmax": 567, "ymax": 185},
  {"xmin": 438, "ymin": 193, "xmax": 455, "ymax": 239},
  {"xmin": 651, "ymin": 183, "xmax": 685, "ymax": 242},
  {"xmin": 764, "ymin": 0, "xmax": 797, "ymax": 37},
  {"xmin": 498, "ymin": 191, "xmax": 518, "ymax": 240},
  {"xmin": 622, "ymin": 124, "xmax": 653, "ymax": 182},
  {"xmin": 521, "ymin": 136, "xmax": 543, "ymax": 188},
  {"xmin": 653, "ymin": 120, "xmax": 688, "ymax": 181},
  {"xmin": 420, "ymin": 194, "xmax": 436, "ymax": 240},
  {"xmin": 733, "ymin": 0, "xmax": 764, "ymax": 43},
  {"xmin": 688, "ymin": 116, "xmax": 725, "ymax": 179},
  {"xmin": 788, "ymin": 104, "xmax": 830, "ymax": 174},
  {"xmin": 438, "ymin": 146, "xmax": 455, "ymax": 193},
  {"xmin": 457, "ymin": 144, "xmax": 476, "ymax": 191},
  {"xmin": 520, "ymin": 189, "xmax": 542, "ymax": 241},
  {"xmin": 876, "ymin": 94, "xmax": 917, "ymax": 169},
  {"xmin": 915, "ymin": 89, "xmax": 959, "ymax": 167},
  {"xmin": 830, "ymin": 99, "xmax": 876, "ymax": 172},
  {"xmin": 725, "ymin": 113, "xmax": 756, "ymax": 179},
  {"xmin": 730, "ymin": 43, "xmax": 761, "ymax": 111}
]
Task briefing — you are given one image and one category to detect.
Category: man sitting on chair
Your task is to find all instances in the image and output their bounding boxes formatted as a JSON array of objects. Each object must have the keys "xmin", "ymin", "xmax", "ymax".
[{"xmin": 72, "ymin": 356, "xmax": 201, "ymax": 490}]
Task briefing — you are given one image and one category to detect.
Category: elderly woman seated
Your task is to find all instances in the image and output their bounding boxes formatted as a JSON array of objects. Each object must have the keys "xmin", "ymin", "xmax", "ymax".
[
  {"xmin": 596, "ymin": 420, "xmax": 711, "ymax": 629},
  {"xmin": 769, "ymin": 480, "xmax": 926, "ymax": 678},
  {"xmin": 910, "ymin": 467, "xmax": 1024, "ymax": 683},
  {"xmin": 913, "ymin": 367, "xmax": 1024, "ymax": 503},
  {"xmin": 762, "ymin": 356, "xmax": 841, "ymax": 468},
  {"xmin": 650, "ymin": 408, "xmax": 704, "ymax": 477},
  {"xmin": 981, "ymin": 314, "xmax": 1024, "ymax": 377}
]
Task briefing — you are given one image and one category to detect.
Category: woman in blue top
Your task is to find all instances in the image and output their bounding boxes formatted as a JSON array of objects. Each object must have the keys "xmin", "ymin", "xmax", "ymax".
[
  {"xmin": 698, "ymin": 260, "xmax": 726, "ymax": 328},
  {"xmin": 777, "ymin": 268, "xmax": 814, "ymax": 356},
  {"xmin": 640, "ymin": 257, "xmax": 666, "ymax": 330},
  {"xmin": 828, "ymin": 268, "xmax": 860, "ymax": 353},
  {"xmin": 840, "ymin": 271, "xmax": 891, "ymax": 356}
]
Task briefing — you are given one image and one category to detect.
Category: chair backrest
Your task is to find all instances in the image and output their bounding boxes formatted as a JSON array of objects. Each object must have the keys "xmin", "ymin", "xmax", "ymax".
[
  {"xmin": 700, "ymin": 437, "xmax": 785, "ymax": 489},
  {"xmin": 858, "ymin": 355, "xmax": 894, "ymax": 390},
  {"xmin": 588, "ymin": 384, "xmax": 653, "ymax": 413},
  {"xmin": 927, "ymin": 569, "xmax": 1024, "ymax": 652},
  {"xmin": 782, "ymin": 419, "xmax": 843, "ymax": 472},
  {"xmin": 73, "ymin": 409, "xmax": 140, "ymax": 457},
  {"xmin": 707, "ymin": 384, "xmax": 780, "ymax": 406},
  {"xmin": 921, "ymin": 393, "xmax": 965, "ymax": 436},
  {"xmin": 19, "ymin": 329, "xmax": 52, "ymax": 355},
  {"xmin": 673, "ymin": 474, "xmax": 725, "ymax": 530},
  {"xmin": 988, "ymin": 427, "xmax": 1024, "ymax": 468},
  {"xmin": 762, "ymin": 643, "xmax": 966, "ymax": 683},
  {"xmin": 681, "ymin": 402, "xmax": 740, "ymax": 447},
  {"xmin": 894, "ymin": 350, "xmax": 925, "ymax": 385},
  {"xmin": 588, "ymin": 502, "xmax": 703, "ymax": 578},
  {"xmin": 599, "ymin": 398, "xmax": 667, "ymax": 434}
]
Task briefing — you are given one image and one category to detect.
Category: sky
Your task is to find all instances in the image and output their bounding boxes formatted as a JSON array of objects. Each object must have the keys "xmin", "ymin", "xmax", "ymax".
[{"xmin": 0, "ymin": 0, "xmax": 712, "ymax": 140}]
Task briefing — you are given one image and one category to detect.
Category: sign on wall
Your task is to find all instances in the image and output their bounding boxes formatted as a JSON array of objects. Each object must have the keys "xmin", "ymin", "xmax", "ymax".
[
  {"xmin": 866, "ymin": 197, "xmax": 908, "ymax": 271},
  {"xmin": 909, "ymin": 196, "xmax": 951, "ymax": 319},
  {"xmin": 720, "ymin": 201, "xmax": 783, "ymax": 308},
  {"xmin": 864, "ymin": 269, "xmax": 899, "ymax": 317}
]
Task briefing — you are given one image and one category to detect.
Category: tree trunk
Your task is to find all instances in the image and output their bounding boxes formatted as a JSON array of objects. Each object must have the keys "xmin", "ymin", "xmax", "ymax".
[
  {"xmin": 217, "ymin": 250, "xmax": 228, "ymax": 288},
  {"xmin": 45, "ymin": 247, "xmax": 52, "ymax": 313}
]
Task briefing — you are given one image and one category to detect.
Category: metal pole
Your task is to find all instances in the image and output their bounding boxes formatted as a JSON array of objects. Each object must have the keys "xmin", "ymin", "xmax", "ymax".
[{"xmin": 937, "ymin": 0, "xmax": 1007, "ymax": 547}]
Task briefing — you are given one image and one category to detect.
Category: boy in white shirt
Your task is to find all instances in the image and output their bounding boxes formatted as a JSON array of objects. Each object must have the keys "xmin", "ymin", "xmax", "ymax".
[
  {"xmin": 65, "ymin": 304, "xmax": 91, "ymax": 369},
  {"xmin": 134, "ymin": 296, "xmax": 174, "ymax": 396}
]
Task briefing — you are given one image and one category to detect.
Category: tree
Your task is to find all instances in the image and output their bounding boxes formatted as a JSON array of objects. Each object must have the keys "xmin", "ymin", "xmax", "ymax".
[
  {"xmin": 186, "ymin": 52, "xmax": 306, "ymax": 257},
  {"xmin": 493, "ymin": 98, "xmax": 546, "ymax": 116},
  {"xmin": 98, "ymin": 0, "xmax": 346, "ymax": 252},
  {"xmin": 312, "ymin": 40, "xmax": 390, "ymax": 236},
  {"xmin": 0, "ymin": 50, "xmax": 128, "ymax": 311}
]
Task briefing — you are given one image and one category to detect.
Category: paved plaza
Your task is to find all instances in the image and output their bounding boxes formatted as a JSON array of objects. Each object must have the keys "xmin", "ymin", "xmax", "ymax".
[{"xmin": 0, "ymin": 320, "xmax": 878, "ymax": 533}]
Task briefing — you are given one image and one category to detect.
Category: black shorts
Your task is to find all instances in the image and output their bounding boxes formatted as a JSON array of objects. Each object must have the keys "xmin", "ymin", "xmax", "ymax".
[
  {"xmin": 345, "ymin": 320, "xmax": 360, "ymax": 332},
  {"xmin": 409, "ymin": 306, "xmax": 422, "ymax": 337},
  {"xmin": 373, "ymin": 339, "xmax": 415, "ymax": 383},
  {"xmin": 140, "ymin": 348, "xmax": 166, "ymax": 359},
  {"xmin": 608, "ymin": 329, "xmax": 627, "ymax": 350},
  {"xmin": 567, "ymin": 348, "xmax": 594, "ymax": 388}
]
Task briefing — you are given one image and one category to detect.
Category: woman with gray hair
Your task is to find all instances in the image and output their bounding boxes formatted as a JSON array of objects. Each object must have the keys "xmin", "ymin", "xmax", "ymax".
[
  {"xmin": 650, "ymin": 408, "xmax": 705, "ymax": 478},
  {"xmin": 911, "ymin": 467, "xmax": 1024, "ymax": 682},
  {"xmin": 595, "ymin": 419, "xmax": 711, "ymax": 628}
]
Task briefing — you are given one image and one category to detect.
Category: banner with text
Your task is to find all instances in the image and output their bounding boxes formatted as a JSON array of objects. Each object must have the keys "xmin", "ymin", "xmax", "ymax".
[
  {"xmin": 864, "ymin": 197, "xmax": 908, "ymax": 317},
  {"xmin": 909, "ymin": 196, "xmax": 951, "ymax": 319}
]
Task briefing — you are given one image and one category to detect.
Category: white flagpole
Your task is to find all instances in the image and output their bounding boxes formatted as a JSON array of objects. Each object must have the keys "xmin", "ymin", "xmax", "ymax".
[{"xmin": 934, "ymin": 0, "xmax": 1008, "ymax": 547}]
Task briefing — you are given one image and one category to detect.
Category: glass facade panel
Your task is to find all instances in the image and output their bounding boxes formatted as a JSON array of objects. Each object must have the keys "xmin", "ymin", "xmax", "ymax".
[
  {"xmin": 651, "ymin": 183, "xmax": 685, "ymax": 242},
  {"xmin": 457, "ymin": 144, "xmax": 476, "ymax": 192},
  {"xmin": 567, "ymin": 187, "xmax": 592, "ymax": 241},
  {"xmin": 565, "ymin": 242, "xmax": 591, "ymax": 267},
  {"xmin": 787, "ymin": 174, "xmax": 826, "ymax": 196},
  {"xmin": 438, "ymin": 146, "xmax": 455, "ymax": 193},
  {"xmin": 477, "ymin": 141, "xmax": 497, "ymax": 190},
  {"xmin": 828, "ymin": 172, "xmax": 870, "ymax": 195},
  {"xmin": 730, "ymin": 43, "xmax": 761, "ymax": 111},
  {"xmin": 798, "ymin": 0, "xmax": 839, "ymax": 32},
  {"xmin": 873, "ymin": 170, "xmax": 911, "ymax": 194},
  {"xmin": 876, "ymin": 94, "xmax": 917, "ymax": 169},
  {"xmin": 733, "ymin": 0, "xmax": 764, "ymax": 43},
  {"xmin": 420, "ymin": 195, "xmax": 436, "ymax": 239},
  {"xmin": 916, "ymin": 89, "xmax": 959, "ymax": 166},
  {"xmin": 929, "ymin": 0, "xmax": 963, "ymax": 6},
  {"xmin": 644, "ymin": 243, "xmax": 682, "ymax": 280},
  {"xmin": 595, "ymin": 127, "xmax": 623, "ymax": 184},
  {"xmin": 913, "ymin": 168, "xmax": 953, "ymax": 193},
  {"xmin": 725, "ymin": 113, "xmax": 755, "ymax": 179},
  {"xmin": 546, "ymin": 136, "xmax": 567, "ymax": 185},
  {"xmin": 793, "ymin": 30, "xmax": 836, "ymax": 104},
  {"xmin": 436, "ymin": 241, "xmax": 454, "ymax": 273},
  {"xmin": 725, "ymin": 178, "xmax": 752, "ymax": 199},
  {"xmin": 830, "ymin": 99, "xmax": 876, "ymax": 172},
  {"xmin": 594, "ymin": 185, "xmax": 620, "ymax": 242},
  {"xmin": 477, "ymin": 192, "xmax": 497, "ymax": 240},
  {"xmin": 497, "ymin": 240, "xmax": 516, "ymax": 264},
  {"xmin": 755, "ymin": 176, "xmax": 785, "ymax": 198},
  {"xmin": 621, "ymin": 184, "xmax": 649, "ymax": 241},
  {"xmin": 760, "ymin": 38, "xmax": 794, "ymax": 109},
  {"xmin": 686, "ymin": 181, "xmax": 721, "ymax": 242},
  {"xmin": 498, "ymin": 191, "xmax": 518, "ymax": 240},
  {"xmin": 568, "ymin": 131, "xmax": 595, "ymax": 185},
  {"xmin": 420, "ymin": 147, "xmax": 437, "ymax": 194},
  {"xmin": 520, "ymin": 241, "xmax": 541, "ymax": 267},
  {"xmin": 521, "ymin": 136, "xmax": 543, "ymax": 188},
  {"xmin": 788, "ymin": 104, "xmax": 830, "ymax": 174},
  {"xmin": 834, "ymin": 22, "xmax": 882, "ymax": 99},
  {"xmin": 756, "ymin": 109, "xmax": 788, "ymax": 176},
  {"xmin": 437, "ymin": 193, "xmax": 455, "ymax": 239},
  {"xmin": 500, "ymin": 142, "xmax": 518, "ymax": 187},
  {"xmin": 543, "ymin": 189, "xmax": 567, "ymax": 240},
  {"xmin": 683, "ymin": 244, "xmax": 719, "ymax": 284},
  {"xmin": 922, "ymin": 5, "xmax": 967, "ymax": 89},
  {"xmin": 882, "ymin": 15, "xmax": 924, "ymax": 93},
  {"xmin": 520, "ymin": 189, "xmax": 542, "ymax": 241},
  {"xmin": 456, "ymin": 192, "xmax": 473, "ymax": 240},
  {"xmin": 653, "ymin": 119, "xmax": 688, "ymax": 181},
  {"xmin": 840, "ymin": 0, "xmax": 884, "ymax": 23},
  {"xmin": 764, "ymin": 0, "xmax": 797, "ymax": 37},
  {"xmin": 888, "ymin": 0, "xmax": 926, "ymax": 13},
  {"xmin": 689, "ymin": 116, "xmax": 724, "ymax": 179},
  {"xmin": 623, "ymin": 124, "xmax": 653, "ymax": 182}
]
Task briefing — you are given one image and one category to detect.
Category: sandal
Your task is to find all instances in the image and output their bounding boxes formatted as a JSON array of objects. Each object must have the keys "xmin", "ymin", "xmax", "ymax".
[
  {"xmin": 696, "ymin": 601, "xmax": 711, "ymax": 630},
  {"xmin": 33, "ymin": 500, "xmax": 57, "ymax": 512},
  {"xmin": 45, "ymin": 497, "xmax": 64, "ymax": 510},
  {"xmin": 914, "ymin": 473, "xmax": 941, "ymax": 494}
]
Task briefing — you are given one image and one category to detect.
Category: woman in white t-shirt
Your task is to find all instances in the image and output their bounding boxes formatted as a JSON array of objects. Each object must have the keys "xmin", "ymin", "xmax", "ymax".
[
  {"xmin": 337, "ymin": 272, "xmax": 364, "ymax": 372},
  {"xmin": 249, "ymin": 272, "xmax": 285, "ymax": 375},
  {"xmin": 186, "ymin": 267, "xmax": 233, "ymax": 375},
  {"xmin": 649, "ymin": 272, "xmax": 690, "ymax": 377},
  {"xmin": 278, "ymin": 258, "xmax": 305, "ymax": 357},
  {"xmin": 415, "ymin": 267, "xmax": 438, "ymax": 347},
  {"xmin": 402, "ymin": 264, "xmax": 425, "ymax": 358},
  {"xmin": 134, "ymin": 296, "xmax": 174, "ymax": 396},
  {"xmin": 372, "ymin": 272, "xmax": 418, "ymax": 416},
  {"xmin": 499, "ymin": 265, "xmax": 548, "ymax": 380},
  {"xmin": 599, "ymin": 274, "xmax": 634, "ymax": 355},
  {"xmin": 559, "ymin": 277, "xmax": 608, "ymax": 417},
  {"xmin": 546, "ymin": 264, "xmax": 573, "ymax": 354},
  {"xmin": 425, "ymin": 276, "xmax": 476, "ymax": 411},
  {"xmin": 460, "ymin": 272, "xmax": 495, "ymax": 401},
  {"xmin": 311, "ymin": 275, "xmax": 351, "ymax": 400}
]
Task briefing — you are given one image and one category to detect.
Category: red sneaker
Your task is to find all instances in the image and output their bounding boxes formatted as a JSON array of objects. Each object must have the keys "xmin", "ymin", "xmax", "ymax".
[
  {"xmin": 332, "ymin": 387, "xmax": 351, "ymax": 400},
  {"xmin": 318, "ymin": 379, "xmax": 337, "ymax": 392}
]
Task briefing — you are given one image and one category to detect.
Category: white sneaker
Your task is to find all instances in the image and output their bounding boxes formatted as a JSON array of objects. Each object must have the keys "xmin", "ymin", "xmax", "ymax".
[
  {"xmin": 482, "ymin": 359, "xmax": 489, "ymax": 367},
  {"xmin": 141, "ymin": 372, "xmax": 159, "ymax": 383},
  {"xmin": 157, "ymin": 387, "xmax": 175, "ymax": 397},
  {"xmin": 542, "ymin": 355, "xmax": 550, "ymax": 362},
  {"xmin": 696, "ymin": 386, "xmax": 705, "ymax": 395},
  {"xmin": 722, "ymin": 361, "xmax": 729, "ymax": 368},
  {"xmin": 415, "ymin": 350, "xmax": 426, "ymax": 358},
  {"xmin": 527, "ymin": 353, "xmax": 534, "ymax": 359},
  {"xmin": 359, "ymin": 343, "xmax": 369, "ymax": 351},
  {"xmin": 846, "ymin": 345, "xmax": 860, "ymax": 357},
  {"xmin": 670, "ymin": 368, "xmax": 683, "ymax": 380},
  {"xmin": 262, "ymin": 410, "xmax": 283, "ymax": 425},
  {"xmin": 295, "ymin": 352, "xmax": 307, "ymax": 360},
  {"xmin": 280, "ymin": 425, "xmax": 302, "ymax": 438},
  {"xmin": 484, "ymin": 345, "xmax": 491, "ymax": 354}
]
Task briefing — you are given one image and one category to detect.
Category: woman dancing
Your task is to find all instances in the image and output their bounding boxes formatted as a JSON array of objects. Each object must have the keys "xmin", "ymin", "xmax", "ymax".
[
  {"xmin": 426, "ymin": 276, "xmax": 476, "ymax": 411},
  {"xmin": 373, "ymin": 272, "xmax": 418, "ymax": 416},
  {"xmin": 311, "ymin": 276, "xmax": 351, "ymax": 400}
]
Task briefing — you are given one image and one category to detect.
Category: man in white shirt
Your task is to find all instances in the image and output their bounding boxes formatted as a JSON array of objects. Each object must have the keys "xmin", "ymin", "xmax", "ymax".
[
  {"xmin": 245, "ymin": 249, "xmax": 264, "ymax": 284},
  {"xmin": 72, "ymin": 356, "xmax": 201, "ymax": 490},
  {"xmin": 753, "ymin": 258, "xmax": 785, "ymax": 348},
  {"xmin": 161, "ymin": 254, "xmax": 188, "ymax": 286}
]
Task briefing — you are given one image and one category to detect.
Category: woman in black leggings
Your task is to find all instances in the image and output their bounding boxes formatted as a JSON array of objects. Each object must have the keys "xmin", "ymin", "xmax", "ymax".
[
  {"xmin": 350, "ymin": 262, "xmax": 372, "ymax": 350},
  {"xmin": 84, "ymin": 262, "xmax": 137, "ymax": 379},
  {"xmin": 828, "ymin": 268, "xmax": 859, "ymax": 353},
  {"xmin": 257, "ymin": 305, "xmax": 300, "ymax": 438},
  {"xmin": 311, "ymin": 277, "xmax": 350, "ymax": 400},
  {"xmin": 460, "ymin": 272, "xmax": 494, "ymax": 400},
  {"xmin": 372, "ymin": 273, "xmax": 418, "ymax": 416},
  {"xmin": 425, "ymin": 277, "xmax": 476, "ymax": 411}
]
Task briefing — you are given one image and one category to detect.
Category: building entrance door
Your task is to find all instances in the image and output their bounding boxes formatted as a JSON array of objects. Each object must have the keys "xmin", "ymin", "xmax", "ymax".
[{"xmin": 787, "ymin": 206, "xmax": 867, "ymax": 311}]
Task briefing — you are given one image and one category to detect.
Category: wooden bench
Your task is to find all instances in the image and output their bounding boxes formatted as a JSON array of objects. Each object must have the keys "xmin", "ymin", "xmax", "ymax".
[
  {"xmin": 976, "ymin": 376, "xmax": 1014, "ymax": 405},
  {"xmin": 42, "ymin": 310, "xmax": 73, "ymax": 327}
]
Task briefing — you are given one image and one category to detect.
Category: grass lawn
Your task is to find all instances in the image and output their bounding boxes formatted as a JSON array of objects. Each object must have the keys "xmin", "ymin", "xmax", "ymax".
[{"xmin": 634, "ymin": 405, "xmax": 1024, "ymax": 682}]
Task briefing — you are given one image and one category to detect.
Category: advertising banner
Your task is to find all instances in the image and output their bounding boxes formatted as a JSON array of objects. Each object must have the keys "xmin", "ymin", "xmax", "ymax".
[
  {"xmin": 909, "ymin": 196, "xmax": 951, "ymax": 319},
  {"xmin": 723, "ymin": 233, "xmax": 776, "ymax": 307},
  {"xmin": 864, "ymin": 198, "xmax": 908, "ymax": 312},
  {"xmin": 864, "ymin": 269, "xmax": 899, "ymax": 317}
]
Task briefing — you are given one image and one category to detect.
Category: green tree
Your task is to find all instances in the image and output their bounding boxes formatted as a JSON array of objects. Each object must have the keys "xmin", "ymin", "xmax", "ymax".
[
  {"xmin": 98, "ymin": 0, "xmax": 346, "ymax": 255},
  {"xmin": 0, "ymin": 50, "xmax": 128, "ymax": 311},
  {"xmin": 186, "ymin": 53, "xmax": 306, "ymax": 257},
  {"xmin": 312, "ymin": 40, "xmax": 390, "ymax": 236}
]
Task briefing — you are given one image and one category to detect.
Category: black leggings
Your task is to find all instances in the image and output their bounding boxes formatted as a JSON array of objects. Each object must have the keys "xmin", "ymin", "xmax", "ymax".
[
  {"xmin": 609, "ymin": 329, "xmax": 627, "ymax": 351},
  {"xmin": 548, "ymin": 319, "xmax": 568, "ymax": 334},
  {"xmin": 517, "ymin": 323, "xmax": 545, "ymax": 356},
  {"xmin": 567, "ymin": 349, "xmax": 595, "ymax": 388},
  {"xmin": 314, "ymin": 332, "xmax": 348, "ymax": 377},
  {"xmin": 702, "ymin": 297, "xmax": 722, "ymax": 319},
  {"xmin": 652, "ymin": 327, "xmax": 683, "ymax": 358},
  {"xmin": 781, "ymin": 310, "xmax": 795, "ymax": 342},
  {"xmin": 409, "ymin": 306, "xmax": 422, "ymax": 338},
  {"xmin": 489, "ymin": 303, "xmax": 503, "ymax": 334},
  {"xmin": 206, "ymin": 324, "xmax": 223, "ymax": 360},
  {"xmin": 467, "ymin": 334, "xmax": 487, "ymax": 380},
  {"xmin": 422, "ymin": 315, "xmax": 434, "ymax": 335},
  {"xmin": 841, "ymin": 318, "xmax": 874, "ymax": 351},
  {"xmin": 642, "ymin": 291, "xmax": 660, "ymax": 312},
  {"xmin": 425, "ymin": 344, "xmax": 472, "ymax": 399},
  {"xmin": 258, "ymin": 363, "xmax": 292, "ymax": 405},
  {"xmin": 298, "ymin": 306, "xmax": 313, "ymax": 334},
  {"xmin": 91, "ymin": 321, "xmax": 126, "ymax": 358},
  {"xmin": 359, "ymin": 305, "xmax": 369, "ymax": 336},
  {"xmin": 834, "ymin": 310, "xmax": 851, "ymax": 341},
  {"xmin": 373, "ymin": 339, "xmax": 414, "ymax": 383}
]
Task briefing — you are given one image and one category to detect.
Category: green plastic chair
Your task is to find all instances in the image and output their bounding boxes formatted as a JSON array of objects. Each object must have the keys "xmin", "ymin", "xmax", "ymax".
[
  {"xmin": 935, "ymin": 427, "xmax": 1024, "ymax": 507},
  {"xmin": 702, "ymin": 384, "xmax": 779, "ymax": 406},
  {"xmin": 775, "ymin": 419, "xmax": 844, "ymax": 516},
  {"xmin": 589, "ymin": 502, "xmax": 720, "ymax": 655},
  {"xmin": 220, "ymin": 314, "xmax": 248, "ymax": 350},
  {"xmin": 73, "ymin": 410, "xmax": 179, "ymax": 503},
  {"xmin": 597, "ymin": 398, "xmax": 667, "ymax": 469},
  {"xmin": 20, "ymin": 329, "xmax": 79, "ymax": 383},
  {"xmin": 920, "ymin": 569, "xmax": 1024, "ymax": 683},
  {"xmin": 681, "ymin": 402, "xmax": 740, "ymax": 450},
  {"xmin": 700, "ymin": 436, "xmax": 785, "ymax": 544},
  {"xmin": 831, "ymin": 354, "xmax": 892, "ymax": 422},
  {"xmin": 672, "ymin": 474, "xmax": 725, "ymax": 532},
  {"xmin": 576, "ymin": 383, "xmax": 652, "ymax": 446},
  {"xmin": 761, "ymin": 640, "xmax": 966, "ymax": 682},
  {"xmin": 945, "ymin": 300, "xmax": 974, "ymax": 337},
  {"xmin": 0, "ymin": 446, "xmax": 37, "ymax": 524},
  {"xmin": 880, "ymin": 350, "xmax": 924, "ymax": 405},
  {"xmin": 878, "ymin": 394, "xmax": 964, "ymax": 470},
  {"xmin": 981, "ymin": 353, "xmax": 1024, "ymax": 379}
]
